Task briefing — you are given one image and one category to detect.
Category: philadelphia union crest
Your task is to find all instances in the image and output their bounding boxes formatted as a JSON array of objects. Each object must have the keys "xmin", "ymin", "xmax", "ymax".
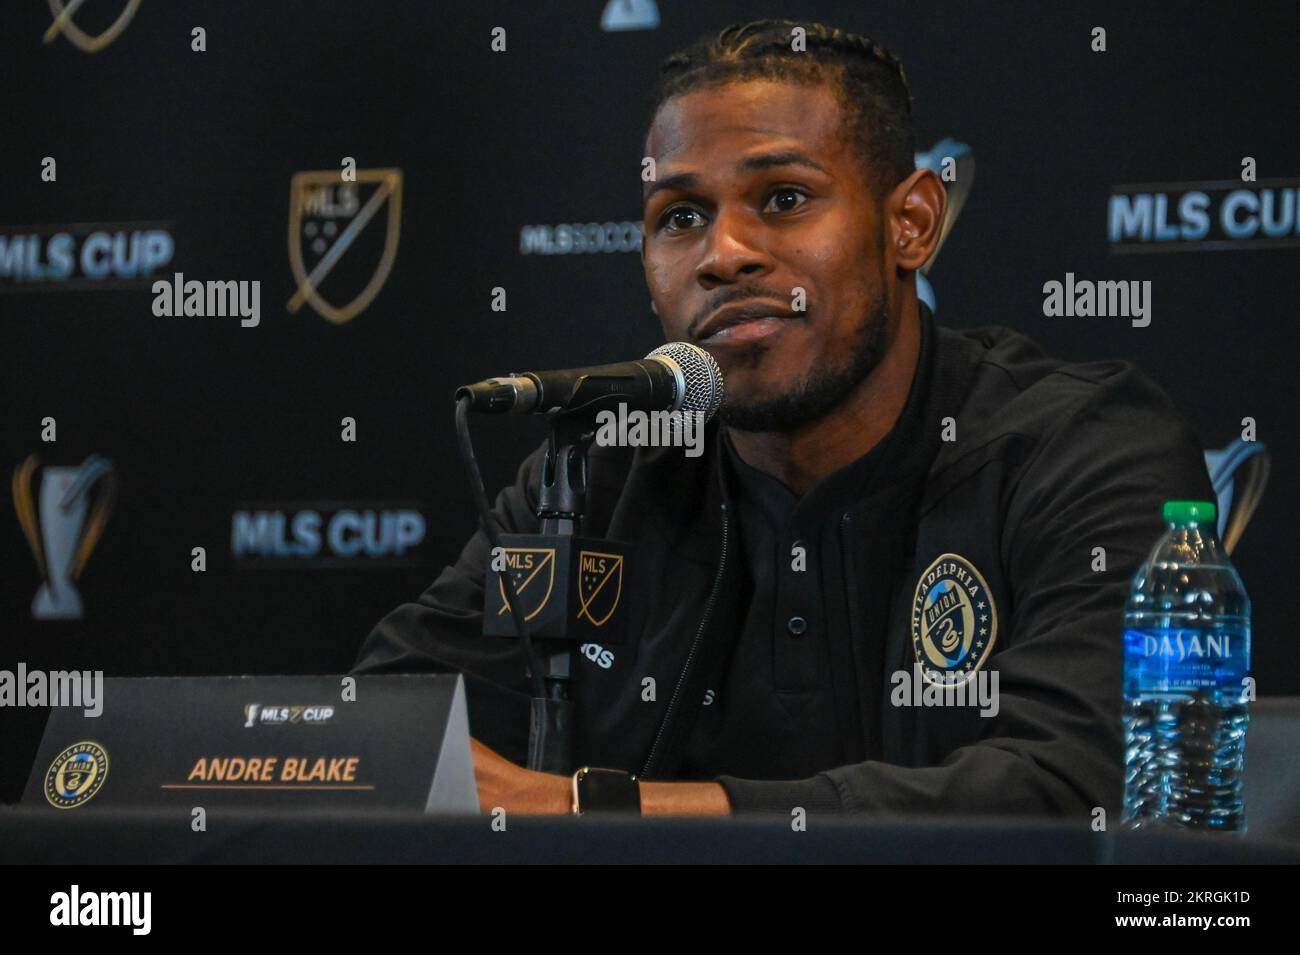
[
  {"xmin": 44, "ymin": 741, "xmax": 109, "ymax": 809},
  {"xmin": 911, "ymin": 553, "xmax": 997, "ymax": 686}
]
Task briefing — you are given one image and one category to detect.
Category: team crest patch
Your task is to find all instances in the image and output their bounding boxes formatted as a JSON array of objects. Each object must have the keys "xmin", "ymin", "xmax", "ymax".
[
  {"xmin": 44, "ymin": 741, "xmax": 109, "ymax": 809},
  {"xmin": 911, "ymin": 553, "xmax": 998, "ymax": 686}
]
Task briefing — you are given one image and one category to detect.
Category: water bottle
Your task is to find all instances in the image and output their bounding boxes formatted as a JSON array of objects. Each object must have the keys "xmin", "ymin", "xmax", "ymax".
[{"xmin": 1121, "ymin": 500, "xmax": 1251, "ymax": 831}]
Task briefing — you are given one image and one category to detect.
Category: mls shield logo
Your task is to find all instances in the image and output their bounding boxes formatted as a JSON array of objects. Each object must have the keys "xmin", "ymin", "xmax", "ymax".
[
  {"xmin": 496, "ymin": 547, "xmax": 557, "ymax": 622},
  {"xmin": 43, "ymin": 0, "xmax": 142, "ymax": 53},
  {"xmin": 286, "ymin": 168, "xmax": 403, "ymax": 325},
  {"xmin": 576, "ymin": 550, "xmax": 624, "ymax": 627}
]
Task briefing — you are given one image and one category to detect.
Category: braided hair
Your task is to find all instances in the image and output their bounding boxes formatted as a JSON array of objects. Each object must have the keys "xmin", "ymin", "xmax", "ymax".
[{"xmin": 644, "ymin": 20, "xmax": 915, "ymax": 198}]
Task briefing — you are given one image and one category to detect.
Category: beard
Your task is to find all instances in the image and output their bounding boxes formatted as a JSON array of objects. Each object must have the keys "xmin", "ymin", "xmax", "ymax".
[{"xmin": 720, "ymin": 283, "xmax": 895, "ymax": 434}]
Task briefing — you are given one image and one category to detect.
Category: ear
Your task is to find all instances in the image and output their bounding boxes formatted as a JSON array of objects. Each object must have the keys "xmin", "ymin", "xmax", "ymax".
[{"xmin": 886, "ymin": 168, "xmax": 947, "ymax": 273}]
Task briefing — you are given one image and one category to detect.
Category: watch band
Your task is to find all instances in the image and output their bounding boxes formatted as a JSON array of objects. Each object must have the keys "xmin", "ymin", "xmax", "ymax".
[{"xmin": 571, "ymin": 767, "xmax": 641, "ymax": 815}]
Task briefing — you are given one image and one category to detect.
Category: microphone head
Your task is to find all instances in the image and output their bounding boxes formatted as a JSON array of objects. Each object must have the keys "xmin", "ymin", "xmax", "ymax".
[{"xmin": 646, "ymin": 342, "xmax": 725, "ymax": 422}]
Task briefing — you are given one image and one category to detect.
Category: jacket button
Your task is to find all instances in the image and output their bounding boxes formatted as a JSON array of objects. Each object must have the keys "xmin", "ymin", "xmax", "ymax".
[{"xmin": 787, "ymin": 616, "xmax": 808, "ymax": 636}]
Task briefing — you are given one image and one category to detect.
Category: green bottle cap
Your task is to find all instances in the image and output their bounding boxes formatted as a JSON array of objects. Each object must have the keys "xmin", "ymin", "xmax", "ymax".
[{"xmin": 1162, "ymin": 500, "xmax": 1217, "ymax": 524}]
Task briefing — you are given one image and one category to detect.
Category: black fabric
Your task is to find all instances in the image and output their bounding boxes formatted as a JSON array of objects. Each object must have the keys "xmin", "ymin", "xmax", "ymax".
[
  {"xmin": 678, "ymin": 378, "xmax": 893, "ymax": 781},
  {"xmin": 352, "ymin": 303, "xmax": 1217, "ymax": 817}
]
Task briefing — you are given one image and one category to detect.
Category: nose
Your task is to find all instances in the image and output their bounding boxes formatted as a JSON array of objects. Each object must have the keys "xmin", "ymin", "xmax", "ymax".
[{"xmin": 694, "ymin": 205, "xmax": 772, "ymax": 288}]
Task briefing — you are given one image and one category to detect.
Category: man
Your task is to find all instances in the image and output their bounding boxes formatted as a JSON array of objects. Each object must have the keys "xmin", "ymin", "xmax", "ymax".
[{"xmin": 354, "ymin": 20, "xmax": 1214, "ymax": 817}]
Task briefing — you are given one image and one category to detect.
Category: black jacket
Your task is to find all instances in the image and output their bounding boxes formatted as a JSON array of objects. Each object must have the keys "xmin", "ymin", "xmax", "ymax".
[{"xmin": 353, "ymin": 307, "xmax": 1215, "ymax": 817}]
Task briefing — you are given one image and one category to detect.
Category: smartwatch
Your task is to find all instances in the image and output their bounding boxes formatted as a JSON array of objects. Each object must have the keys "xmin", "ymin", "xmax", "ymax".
[{"xmin": 571, "ymin": 767, "xmax": 641, "ymax": 815}]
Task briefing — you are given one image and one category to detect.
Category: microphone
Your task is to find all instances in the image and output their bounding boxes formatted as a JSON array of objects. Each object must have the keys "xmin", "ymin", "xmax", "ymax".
[{"xmin": 456, "ymin": 342, "xmax": 725, "ymax": 421}]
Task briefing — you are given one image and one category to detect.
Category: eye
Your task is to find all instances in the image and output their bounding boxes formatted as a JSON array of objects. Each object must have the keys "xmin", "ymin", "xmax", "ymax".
[
  {"xmin": 765, "ymin": 188, "xmax": 809, "ymax": 213},
  {"xmin": 659, "ymin": 205, "xmax": 705, "ymax": 233}
]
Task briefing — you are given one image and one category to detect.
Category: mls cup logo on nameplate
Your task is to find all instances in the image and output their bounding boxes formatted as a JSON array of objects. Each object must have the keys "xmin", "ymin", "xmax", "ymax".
[
  {"xmin": 43, "ymin": 0, "xmax": 143, "ymax": 53},
  {"xmin": 286, "ymin": 168, "xmax": 403, "ymax": 325},
  {"xmin": 497, "ymin": 548, "xmax": 557, "ymax": 622},
  {"xmin": 12, "ymin": 455, "xmax": 117, "ymax": 621},
  {"xmin": 913, "ymin": 138, "xmax": 974, "ymax": 312},
  {"xmin": 576, "ymin": 550, "xmax": 623, "ymax": 627}
]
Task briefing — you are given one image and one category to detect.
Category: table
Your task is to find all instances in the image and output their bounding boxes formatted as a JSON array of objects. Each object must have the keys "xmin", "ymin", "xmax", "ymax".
[{"xmin": 2, "ymin": 807, "xmax": 1296, "ymax": 864}]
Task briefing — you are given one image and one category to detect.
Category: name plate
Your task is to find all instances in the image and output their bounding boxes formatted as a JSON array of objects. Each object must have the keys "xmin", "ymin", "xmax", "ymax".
[{"xmin": 22, "ymin": 674, "xmax": 477, "ymax": 813}]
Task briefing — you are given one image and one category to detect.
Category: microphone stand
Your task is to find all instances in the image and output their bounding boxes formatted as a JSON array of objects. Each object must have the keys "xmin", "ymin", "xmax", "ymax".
[{"xmin": 527, "ymin": 410, "xmax": 595, "ymax": 774}]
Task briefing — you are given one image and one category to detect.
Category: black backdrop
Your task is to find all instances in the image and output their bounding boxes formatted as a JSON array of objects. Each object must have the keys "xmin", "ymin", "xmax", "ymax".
[{"xmin": 3, "ymin": 0, "xmax": 1297, "ymax": 802}]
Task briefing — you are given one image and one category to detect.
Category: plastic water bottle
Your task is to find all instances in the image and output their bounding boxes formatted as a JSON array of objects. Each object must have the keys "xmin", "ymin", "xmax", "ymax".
[{"xmin": 1121, "ymin": 500, "xmax": 1251, "ymax": 831}]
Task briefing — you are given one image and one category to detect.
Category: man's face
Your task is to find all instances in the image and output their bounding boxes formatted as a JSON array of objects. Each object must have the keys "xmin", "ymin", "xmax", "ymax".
[{"xmin": 642, "ymin": 79, "xmax": 896, "ymax": 432}]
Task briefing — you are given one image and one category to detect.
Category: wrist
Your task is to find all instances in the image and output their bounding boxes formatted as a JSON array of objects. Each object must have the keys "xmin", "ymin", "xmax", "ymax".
[{"xmin": 546, "ymin": 771, "xmax": 573, "ymax": 814}]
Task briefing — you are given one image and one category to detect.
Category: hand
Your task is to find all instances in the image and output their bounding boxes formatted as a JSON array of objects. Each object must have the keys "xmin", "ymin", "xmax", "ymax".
[{"xmin": 470, "ymin": 736, "xmax": 571, "ymax": 815}]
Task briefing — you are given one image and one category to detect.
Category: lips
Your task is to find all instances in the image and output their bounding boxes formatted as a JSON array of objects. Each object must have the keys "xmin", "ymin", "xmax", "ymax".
[{"xmin": 695, "ymin": 301, "xmax": 800, "ymax": 345}]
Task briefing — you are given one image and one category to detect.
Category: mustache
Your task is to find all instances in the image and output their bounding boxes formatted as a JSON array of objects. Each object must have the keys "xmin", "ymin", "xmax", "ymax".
[{"xmin": 686, "ymin": 288, "xmax": 796, "ymax": 339}]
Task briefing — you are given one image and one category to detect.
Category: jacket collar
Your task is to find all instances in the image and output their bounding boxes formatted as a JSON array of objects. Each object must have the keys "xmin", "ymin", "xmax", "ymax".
[{"xmin": 862, "ymin": 301, "xmax": 984, "ymax": 499}]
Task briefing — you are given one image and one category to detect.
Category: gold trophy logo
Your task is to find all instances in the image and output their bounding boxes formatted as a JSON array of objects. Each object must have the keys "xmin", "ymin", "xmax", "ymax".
[
  {"xmin": 287, "ymin": 168, "xmax": 403, "ymax": 325},
  {"xmin": 13, "ymin": 454, "xmax": 117, "ymax": 621},
  {"xmin": 43, "ymin": 0, "xmax": 143, "ymax": 54}
]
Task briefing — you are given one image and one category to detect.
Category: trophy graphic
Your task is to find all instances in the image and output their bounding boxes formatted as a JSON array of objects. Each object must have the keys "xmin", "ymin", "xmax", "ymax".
[
  {"xmin": 914, "ymin": 138, "xmax": 975, "ymax": 314},
  {"xmin": 12, "ymin": 454, "xmax": 117, "ymax": 620}
]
